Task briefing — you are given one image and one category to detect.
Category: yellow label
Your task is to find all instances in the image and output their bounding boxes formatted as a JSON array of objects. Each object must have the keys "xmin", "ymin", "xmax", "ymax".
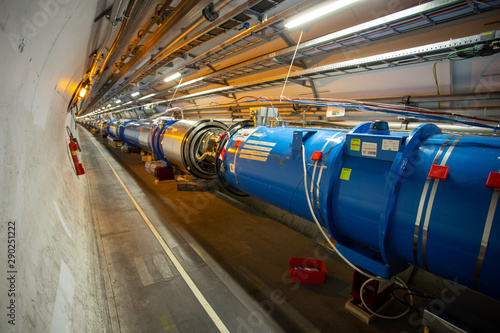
[
  {"xmin": 350, "ymin": 138, "xmax": 361, "ymax": 151},
  {"xmin": 340, "ymin": 168, "xmax": 352, "ymax": 180}
]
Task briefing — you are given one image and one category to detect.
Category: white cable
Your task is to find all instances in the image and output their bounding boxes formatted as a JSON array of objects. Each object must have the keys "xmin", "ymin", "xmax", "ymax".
[
  {"xmin": 267, "ymin": 99, "xmax": 282, "ymax": 123},
  {"xmin": 310, "ymin": 160, "xmax": 318, "ymax": 204},
  {"xmin": 280, "ymin": 30, "xmax": 303, "ymax": 102},
  {"xmin": 360, "ymin": 277, "xmax": 413, "ymax": 320},
  {"xmin": 168, "ymin": 77, "xmax": 184, "ymax": 109},
  {"xmin": 301, "ymin": 144, "xmax": 384, "ymax": 281}
]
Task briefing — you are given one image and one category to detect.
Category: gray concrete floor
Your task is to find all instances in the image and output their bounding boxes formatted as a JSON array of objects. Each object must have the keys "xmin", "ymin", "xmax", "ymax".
[{"xmin": 80, "ymin": 128, "xmax": 426, "ymax": 332}]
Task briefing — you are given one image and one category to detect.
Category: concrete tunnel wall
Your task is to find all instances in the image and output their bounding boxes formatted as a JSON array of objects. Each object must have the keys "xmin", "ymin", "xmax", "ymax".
[{"xmin": 0, "ymin": 1, "xmax": 110, "ymax": 332}]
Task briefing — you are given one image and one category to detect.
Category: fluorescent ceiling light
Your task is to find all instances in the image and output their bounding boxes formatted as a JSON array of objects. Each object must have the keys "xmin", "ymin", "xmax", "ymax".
[
  {"xmin": 131, "ymin": 92, "xmax": 140, "ymax": 97},
  {"xmin": 115, "ymin": 99, "xmax": 121, "ymax": 104},
  {"xmin": 138, "ymin": 93, "xmax": 156, "ymax": 100},
  {"xmin": 285, "ymin": 0, "xmax": 360, "ymax": 29},
  {"xmin": 163, "ymin": 72, "xmax": 181, "ymax": 83},
  {"xmin": 124, "ymin": 101, "xmax": 132, "ymax": 105},
  {"xmin": 107, "ymin": 104, "xmax": 112, "ymax": 108}
]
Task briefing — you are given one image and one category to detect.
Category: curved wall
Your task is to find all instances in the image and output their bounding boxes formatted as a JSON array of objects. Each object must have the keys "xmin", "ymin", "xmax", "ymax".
[{"xmin": 0, "ymin": 1, "xmax": 111, "ymax": 332}]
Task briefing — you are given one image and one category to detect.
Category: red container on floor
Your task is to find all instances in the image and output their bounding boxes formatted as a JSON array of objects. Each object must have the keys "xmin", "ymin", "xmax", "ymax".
[{"xmin": 289, "ymin": 257, "xmax": 327, "ymax": 285}]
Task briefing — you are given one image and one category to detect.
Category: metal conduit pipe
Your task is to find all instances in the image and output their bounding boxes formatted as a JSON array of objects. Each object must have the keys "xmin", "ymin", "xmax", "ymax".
[
  {"xmin": 120, "ymin": 0, "xmax": 262, "ymax": 92},
  {"xmin": 328, "ymin": 121, "xmax": 500, "ymax": 135},
  {"xmin": 97, "ymin": 0, "xmax": 136, "ymax": 77},
  {"xmin": 362, "ymin": 91, "xmax": 500, "ymax": 104},
  {"xmin": 110, "ymin": 0, "xmax": 126, "ymax": 24},
  {"xmin": 168, "ymin": 0, "xmax": 315, "ymax": 77},
  {"xmin": 426, "ymin": 107, "xmax": 500, "ymax": 117},
  {"xmin": 86, "ymin": 0, "xmax": 210, "ymax": 111},
  {"xmin": 88, "ymin": 0, "xmax": 127, "ymax": 80}
]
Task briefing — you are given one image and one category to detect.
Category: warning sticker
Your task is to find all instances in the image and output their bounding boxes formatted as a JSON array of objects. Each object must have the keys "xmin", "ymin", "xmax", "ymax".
[
  {"xmin": 350, "ymin": 138, "xmax": 361, "ymax": 151},
  {"xmin": 382, "ymin": 139, "xmax": 399, "ymax": 151},
  {"xmin": 340, "ymin": 168, "xmax": 352, "ymax": 180},
  {"xmin": 239, "ymin": 154, "xmax": 268, "ymax": 162},
  {"xmin": 240, "ymin": 149, "xmax": 270, "ymax": 157},
  {"xmin": 242, "ymin": 144, "xmax": 273, "ymax": 152},
  {"xmin": 232, "ymin": 127, "xmax": 260, "ymax": 142},
  {"xmin": 229, "ymin": 163, "xmax": 235, "ymax": 173},
  {"xmin": 246, "ymin": 140, "xmax": 276, "ymax": 147},
  {"xmin": 361, "ymin": 142, "xmax": 377, "ymax": 157}
]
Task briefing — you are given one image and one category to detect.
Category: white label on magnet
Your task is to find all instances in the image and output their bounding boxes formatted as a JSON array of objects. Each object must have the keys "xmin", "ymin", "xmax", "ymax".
[
  {"xmin": 361, "ymin": 142, "xmax": 377, "ymax": 157},
  {"xmin": 382, "ymin": 139, "xmax": 399, "ymax": 151}
]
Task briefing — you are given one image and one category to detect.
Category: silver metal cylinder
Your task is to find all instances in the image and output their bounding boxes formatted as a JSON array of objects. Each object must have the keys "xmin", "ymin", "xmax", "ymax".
[
  {"xmin": 138, "ymin": 121, "xmax": 153, "ymax": 153},
  {"xmin": 160, "ymin": 119, "xmax": 227, "ymax": 179}
]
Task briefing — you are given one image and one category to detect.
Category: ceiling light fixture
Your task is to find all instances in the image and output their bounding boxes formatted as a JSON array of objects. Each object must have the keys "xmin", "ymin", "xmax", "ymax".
[
  {"xmin": 285, "ymin": 0, "xmax": 361, "ymax": 29},
  {"xmin": 79, "ymin": 87, "xmax": 87, "ymax": 98},
  {"xmin": 163, "ymin": 72, "xmax": 181, "ymax": 83},
  {"xmin": 131, "ymin": 92, "xmax": 140, "ymax": 97},
  {"xmin": 115, "ymin": 99, "xmax": 121, "ymax": 104},
  {"xmin": 138, "ymin": 93, "xmax": 156, "ymax": 100}
]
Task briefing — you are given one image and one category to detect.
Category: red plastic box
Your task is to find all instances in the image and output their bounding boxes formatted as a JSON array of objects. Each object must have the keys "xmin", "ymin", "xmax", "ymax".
[{"xmin": 289, "ymin": 257, "xmax": 327, "ymax": 285}]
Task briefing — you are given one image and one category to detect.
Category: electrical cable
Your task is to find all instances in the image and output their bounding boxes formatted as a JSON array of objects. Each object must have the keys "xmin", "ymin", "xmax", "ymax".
[
  {"xmin": 97, "ymin": 0, "xmax": 136, "ymax": 77},
  {"xmin": 447, "ymin": 47, "xmax": 478, "ymax": 61},
  {"xmin": 403, "ymin": 292, "xmax": 434, "ymax": 306},
  {"xmin": 255, "ymin": 96, "xmax": 500, "ymax": 130},
  {"xmin": 303, "ymin": 141, "xmax": 422, "ymax": 319},
  {"xmin": 301, "ymin": 143, "xmax": 384, "ymax": 281},
  {"xmin": 215, "ymin": 120, "xmax": 253, "ymax": 196},
  {"xmin": 390, "ymin": 287, "xmax": 434, "ymax": 313},
  {"xmin": 432, "ymin": 60, "xmax": 441, "ymax": 109},
  {"xmin": 360, "ymin": 277, "xmax": 413, "ymax": 320},
  {"xmin": 280, "ymin": 30, "xmax": 303, "ymax": 102},
  {"xmin": 266, "ymin": 99, "xmax": 283, "ymax": 123},
  {"xmin": 167, "ymin": 78, "xmax": 184, "ymax": 109},
  {"xmin": 391, "ymin": 289, "xmax": 421, "ymax": 313},
  {"xmin": 146, "ymin": 95, "xmax": 499, "ymax": 131}
]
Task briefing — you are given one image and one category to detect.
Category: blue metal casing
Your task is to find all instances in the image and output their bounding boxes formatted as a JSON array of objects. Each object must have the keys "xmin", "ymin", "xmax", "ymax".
[
  {"xmin": 106, "ymin": 119, "xmax": 121, "ymax": 139},
  {"xmin": 220, "ymin": 122, "xmax": 500, "ymax": 300}
]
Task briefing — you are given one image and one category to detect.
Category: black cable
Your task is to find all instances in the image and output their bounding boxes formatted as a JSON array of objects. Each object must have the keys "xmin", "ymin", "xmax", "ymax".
[
  {"xmin": 390, "ymin": 287, "xmax": 436, "ymax": 315},
  {"xmin": 214, "ymin": 120, "xmax": 254, "ymax": 196},
  {"xmin": 447, "ymin": 47, "xmax": 478, "ymax": 61},
  {"xmin": 391, "ymin": 289, "xmax": 421, "ymax": 313}
]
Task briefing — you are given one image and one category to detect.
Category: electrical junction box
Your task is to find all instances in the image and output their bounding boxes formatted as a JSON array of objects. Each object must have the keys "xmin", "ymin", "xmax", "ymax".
[{"xmin": 253, "ymin": 106, "xmax": 278, "ymax": 126}]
